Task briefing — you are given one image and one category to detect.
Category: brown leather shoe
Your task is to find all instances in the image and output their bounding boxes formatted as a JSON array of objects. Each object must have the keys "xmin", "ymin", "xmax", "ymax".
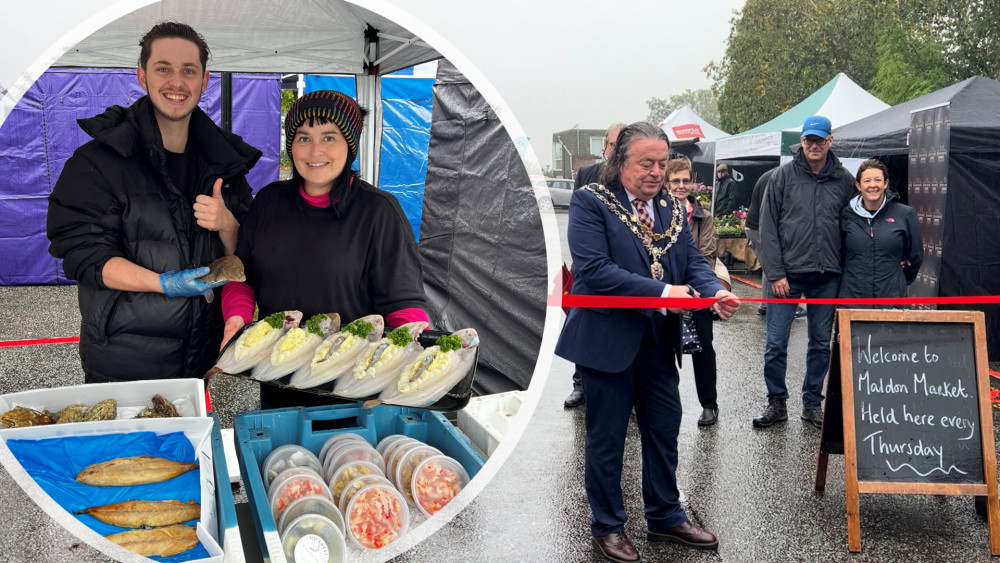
[
  {"xmin": 647, "ymin": 521, "xmax": 718, "ymax": 550},
  {"xmin": 593, "ymin": 531, "xmax": 641, "ymax": 562}
]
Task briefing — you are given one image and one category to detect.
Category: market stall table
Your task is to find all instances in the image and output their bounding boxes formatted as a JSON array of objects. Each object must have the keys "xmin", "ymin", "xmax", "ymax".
[{"xmin": 716, "ymin": 235, "xmax": 760, "ymax": 272}]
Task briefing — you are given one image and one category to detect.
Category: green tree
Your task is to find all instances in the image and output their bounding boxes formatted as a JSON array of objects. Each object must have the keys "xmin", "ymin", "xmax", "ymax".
[
  {"xmin": 928, "ymin": 0, "xmax": 1000, "ymax": 81},
  {"xmin": 705, "ymin": 0, "xmax": 880, "ymax": 133},
  {"xmin": 282, "ymin": 89, "xmax": 297, "ymax": 114},
  {"xmin": 280, "ymin": 90, "xmax": 297, "ymax": 168},
  {"xmin": 704, "ymin": 0, "xmax": 998, "ymax": 133},
  {"xmin": 869, "ymin": 7, "xmax": 950, "ymax": 105},
  {"xmin": 645, "ymin": 89, "xmax": 720, "ymax": 127}
]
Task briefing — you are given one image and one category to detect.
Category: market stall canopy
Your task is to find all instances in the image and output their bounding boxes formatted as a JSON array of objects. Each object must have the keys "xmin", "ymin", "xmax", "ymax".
[
  {"xmin": 657, "ymin": 105, "xmax": 728, "ymax": 143},
  {"xmin": 715, "ymin": 73, "xmax": 889, "ymax": 160},
  {"xmin": 49, "ymin": 0, "xmax": 439, "ymax": 75},
  {"xmin": 832, "ymin": 76, "xmax": 1000, "ymax": 156},
  {"xmin": 7, "ymin": 0, "xmax": 443, "ymax": 185}
]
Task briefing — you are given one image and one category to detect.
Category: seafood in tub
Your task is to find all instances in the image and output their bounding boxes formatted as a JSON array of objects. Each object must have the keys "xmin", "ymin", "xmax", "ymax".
[
  {"xmin": 373, "ymin": 328, "xmax": 479, "ymax": 408},
  {"xmin": 334, "ymin": 322, "xmax": 429, "ymax": 398},
  {"xmin": 251, "ymin": 313, "xmax": 341, "ymax": 382},
  {"xmin": 289, "ymin": 315, "xmax": 384, "ymax": 389},
  {"xmin": 206, "ymin": 310, "xmax": 302, "ymax": 377}
]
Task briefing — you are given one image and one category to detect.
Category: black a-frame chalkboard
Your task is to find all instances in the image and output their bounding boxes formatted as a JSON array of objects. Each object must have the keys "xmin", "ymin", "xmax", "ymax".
[{"xmin": 822, "ymin": 309, "xmax": 1000, "ymax": 554}]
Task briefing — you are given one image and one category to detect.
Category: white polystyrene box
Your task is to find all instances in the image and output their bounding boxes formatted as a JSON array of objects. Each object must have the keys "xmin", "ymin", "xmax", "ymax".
[
  {"xmin": 0, "ymin": 378, "xmax": 207, "ymax": 421},
  {"xmin": 456, "ymin": 390, "xmax": 524, "ymax": 457},
  {"xmin": 0, "ymin": 416, "xmax": 225, "ymax": 563}
]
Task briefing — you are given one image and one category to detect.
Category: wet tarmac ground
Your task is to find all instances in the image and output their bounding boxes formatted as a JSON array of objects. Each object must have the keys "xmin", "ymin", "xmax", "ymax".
[{"xmin": 1, "ymin": 208, "xmax": 999, "ymax": 562}]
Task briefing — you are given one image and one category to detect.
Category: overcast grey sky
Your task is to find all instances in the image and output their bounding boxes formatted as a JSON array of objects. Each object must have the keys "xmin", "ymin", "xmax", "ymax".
[{"xmin": 0, "ymin": 0, "xmax": 747, "ymax": 167}]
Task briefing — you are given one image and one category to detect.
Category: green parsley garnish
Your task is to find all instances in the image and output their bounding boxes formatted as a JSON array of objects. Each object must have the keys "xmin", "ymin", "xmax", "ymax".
[
  {"xmin": 344, "ymin": 319, "xmax": 374, "ymax": 339},
  {"xmin": 263, "ymin": 312, "xmax": 284, "ymax": 329},
  {"xmin": 436, "ymin": 334, "xmax": 462, "ymax": 353},
  {"xmin": 305, "ymin": 314, "xmax": 327, "ymax": 337},
  {"xmin": 387, "ymin": 327, "xmax": 413, "ymax": 347}
]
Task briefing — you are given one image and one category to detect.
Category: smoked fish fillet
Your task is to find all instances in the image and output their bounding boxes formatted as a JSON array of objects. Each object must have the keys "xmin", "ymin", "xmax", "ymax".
[
  {"xmin": 105, "ymin": 524, "xmax": 198, "ymax": 556},
  {"xmin": 76, "ymin": 456, "xmax": 199, "ymax": 486},
  {"xmin": 75, "ymin": 499, "xmax": 200, "ymax": 528}
]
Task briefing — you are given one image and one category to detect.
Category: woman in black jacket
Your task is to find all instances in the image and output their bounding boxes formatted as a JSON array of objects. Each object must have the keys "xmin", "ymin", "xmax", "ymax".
[{"xmin": 839, "ymin": 159, "xmax": 922, "ymax": 302}]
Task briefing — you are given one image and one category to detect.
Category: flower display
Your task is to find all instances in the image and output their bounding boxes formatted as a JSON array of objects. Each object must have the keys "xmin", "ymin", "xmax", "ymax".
[
  {"xmin": 689, "ymin": 183, "xmax": 713, "ymax": 207},
  {"xmin": 714, "ymin": 206, "xmax": 748, "ymax": 237}
]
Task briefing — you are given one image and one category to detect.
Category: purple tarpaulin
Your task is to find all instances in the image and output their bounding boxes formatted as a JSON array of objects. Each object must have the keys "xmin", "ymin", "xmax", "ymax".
[{"xmin": 0, "ymin": 68, "xmax": 280, "ymax": 285}]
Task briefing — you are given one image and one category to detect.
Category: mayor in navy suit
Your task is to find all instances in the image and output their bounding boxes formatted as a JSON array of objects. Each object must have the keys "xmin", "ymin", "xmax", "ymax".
[{"xmin": 555, "ymin": 122, "xmax": 740, "ymax": 562}]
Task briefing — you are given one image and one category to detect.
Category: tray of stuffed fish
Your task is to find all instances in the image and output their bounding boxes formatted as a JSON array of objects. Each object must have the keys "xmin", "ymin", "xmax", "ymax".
[{"xmin": 206, "ymin": 312, "xmax": 479, "ymax": 411}]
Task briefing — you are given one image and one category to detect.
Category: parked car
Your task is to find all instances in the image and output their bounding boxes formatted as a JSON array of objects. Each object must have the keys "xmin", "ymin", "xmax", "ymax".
[{"xmin": 546, "ymin": 178, "xmax": 574, "ymax": 208}]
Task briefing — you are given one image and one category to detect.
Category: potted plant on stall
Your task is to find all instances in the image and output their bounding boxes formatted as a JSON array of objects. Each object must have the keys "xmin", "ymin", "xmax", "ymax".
[{"xmin": 714, "ymin": 207, "xmax": 747, "ymax": 238}]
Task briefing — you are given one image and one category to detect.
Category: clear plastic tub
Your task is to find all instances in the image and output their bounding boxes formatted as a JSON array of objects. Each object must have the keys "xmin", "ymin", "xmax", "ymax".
[
  {"xmin": 325, "ymin": 442, "xmax": 385, "ymax": 480},
  {"xmin": 344, "ymin": 483, "xmax": 409, "ymax": 550},
  {"xmin": 380, "ymin": 436, "xmax": 418, "ymax": 470},
  {"xmin": 278, "ymin": 495, "xmax": 345, "ymax": 536},
  {"xmin": 281, "ymin": 513, "xmax": 347, "ymax": 563},
  {"xmin": 322, "ymin": 439, "xmax": 371, "ymax": 480},
  {"xmin": 269, "ymin": 469, "xmax": 334, "ymax": 523},
  {"xmin": 327, "ymin": 459, "xmax": 385, "ymax": 507},
  {"xmin": 261, "ymin": 444, "xmax": 323, "ymax": 492},
  {"xmin": 411, "ymin": 454, "xmax": 471, "ymax": 517},
  {"xmin": 385, "ymin": 439, "xmax": 425, "ymax": 487},
  {"xmin": 318, "ymin": 432, "xmax": 367, "ymax": 466},
  {"xmin": 375, "ymin": 434, "xmax": 409, "ymax": 458},
  {"xmin": 394, "ymin": 444, "xmax": 442, "ymax": 500},
  {"xmin": 337, "ymin": 473, "xmax": 394, "ymax": 515}
]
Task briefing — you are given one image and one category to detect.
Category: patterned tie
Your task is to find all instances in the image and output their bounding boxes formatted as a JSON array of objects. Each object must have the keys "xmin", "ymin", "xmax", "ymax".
[{"xmin": 634, "ymin": 198, "xmax": 654, "ymax": 235}]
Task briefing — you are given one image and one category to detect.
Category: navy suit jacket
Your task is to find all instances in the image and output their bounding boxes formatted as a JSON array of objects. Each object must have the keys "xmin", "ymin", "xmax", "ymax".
[{"xmin": 555, "ymin": 184, "xmax": 723, "ymax": 374}]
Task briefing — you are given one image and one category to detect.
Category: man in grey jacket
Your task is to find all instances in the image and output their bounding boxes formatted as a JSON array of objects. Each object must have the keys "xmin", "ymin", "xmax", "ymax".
[{"xmin": 753, "ymin": 116, "xmax": 854, "ymax": 429}]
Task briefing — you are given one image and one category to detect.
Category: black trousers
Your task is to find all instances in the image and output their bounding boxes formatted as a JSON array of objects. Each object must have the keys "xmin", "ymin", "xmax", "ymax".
[
  {"xmin": 579, "ymin": 324, "xmax": 687, "ymax": 536},
  {"xmin": 689, "ymin": 309, "xmax": 717, "ymax": 409}
]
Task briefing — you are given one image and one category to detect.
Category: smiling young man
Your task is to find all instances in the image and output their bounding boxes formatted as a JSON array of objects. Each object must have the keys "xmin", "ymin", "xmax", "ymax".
[
  {"xmin": 755, "ymin": 115, "xmax": 855, "ymax": 430},
  {"xmin": 47, "ymin": 22, "xmax": 261, "ymax": 383}
]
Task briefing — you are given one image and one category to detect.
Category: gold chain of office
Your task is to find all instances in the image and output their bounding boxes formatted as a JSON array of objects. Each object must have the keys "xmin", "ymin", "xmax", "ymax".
[{"xmin": 583, "ymin": 184, "xmax": 683, "ymax": 281}]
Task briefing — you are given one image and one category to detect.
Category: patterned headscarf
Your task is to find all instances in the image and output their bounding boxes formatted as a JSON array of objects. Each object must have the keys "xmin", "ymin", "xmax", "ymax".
[{"xmin": 284, "ymin": 90, "xmax": 364, "ymax": 160}]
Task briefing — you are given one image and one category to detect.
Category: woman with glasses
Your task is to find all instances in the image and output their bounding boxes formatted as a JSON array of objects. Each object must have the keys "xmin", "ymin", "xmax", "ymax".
[
  {"xmin": 665, "ymin": 158, "xmax": 720, "ymax": 426},
  {"xmin": 839, "ymin": 158, "xmax": 922, "ymax": 304}
]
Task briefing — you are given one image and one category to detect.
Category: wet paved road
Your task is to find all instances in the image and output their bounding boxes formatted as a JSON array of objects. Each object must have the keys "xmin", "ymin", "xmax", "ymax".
[{"xmin": 0, "ymin": 209, "xmax": 998, "ymax": 562}]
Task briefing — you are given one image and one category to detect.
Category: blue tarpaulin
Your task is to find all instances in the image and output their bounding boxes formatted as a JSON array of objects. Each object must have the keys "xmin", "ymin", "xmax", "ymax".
[
  {"xmin": 7, "ymin": 431, "xmax": 207, "ymax": 562},
  {"xmin": 0, "ymin": 68, "xmax": 280, "ymax": 285},
  {"xmin": 304, "ymin": 73, "xmax": 433, "ymax": 241},
  {"xmin": 0, "ymin": 67, "xmax": 432, "ymax": 284}
]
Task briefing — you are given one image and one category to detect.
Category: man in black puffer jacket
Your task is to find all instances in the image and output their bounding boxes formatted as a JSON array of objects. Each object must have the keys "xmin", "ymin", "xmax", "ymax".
[
  {"xmin": 753, "ymin": 116, "xmax": 854, "ymax": 430},
  {"xmin": 47, "ymin": 22, "xmax": 260, "ymax": 383}
]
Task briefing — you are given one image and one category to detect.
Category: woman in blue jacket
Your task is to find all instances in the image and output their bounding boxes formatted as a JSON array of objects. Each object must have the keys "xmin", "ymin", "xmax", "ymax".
[{"xmin": 839, "ymin": 159, "xmax": 922, "ymax": 301}]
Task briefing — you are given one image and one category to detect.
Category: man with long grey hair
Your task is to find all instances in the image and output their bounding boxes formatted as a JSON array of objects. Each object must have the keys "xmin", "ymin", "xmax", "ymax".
[{"xmin": 556, "ymin": 122, "xmax": 739, "ymax": 561}]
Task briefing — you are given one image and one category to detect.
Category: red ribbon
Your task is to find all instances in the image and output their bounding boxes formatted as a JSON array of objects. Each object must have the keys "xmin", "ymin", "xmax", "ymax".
[
  {"xmin": 549, "ymin": 294, "xmax": 1000, "ymax": 309},
  {"xmin": 0, "ymin": 336, "xmax": 80, "ymax": 348}
]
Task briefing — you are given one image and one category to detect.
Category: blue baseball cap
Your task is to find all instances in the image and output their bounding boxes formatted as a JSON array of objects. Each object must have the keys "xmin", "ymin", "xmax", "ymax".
[{"xmin": 801, "ymin": 115, "xmax": 832, "ymax": 138}]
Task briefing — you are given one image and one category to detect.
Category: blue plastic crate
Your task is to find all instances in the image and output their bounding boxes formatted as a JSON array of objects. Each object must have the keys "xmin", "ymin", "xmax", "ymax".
[
  {"xmin": 210, "ymin": 414, "xmax": 244, "ymax": 562},
  {"xmin": 233, "ymin": 404, "xmax": 484, "ymax": 562}
]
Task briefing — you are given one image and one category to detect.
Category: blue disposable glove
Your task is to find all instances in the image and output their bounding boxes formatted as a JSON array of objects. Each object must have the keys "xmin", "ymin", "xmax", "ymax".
[{"xmin": 159, "ymin": 267, "xmax": 226, "ymax": 298}]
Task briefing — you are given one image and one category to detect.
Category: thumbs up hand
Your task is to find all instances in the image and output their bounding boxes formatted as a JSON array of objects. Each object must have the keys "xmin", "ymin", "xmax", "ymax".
[{"xmin": 194, "ymin": 178, "xmax": 237, "ymax": 233}]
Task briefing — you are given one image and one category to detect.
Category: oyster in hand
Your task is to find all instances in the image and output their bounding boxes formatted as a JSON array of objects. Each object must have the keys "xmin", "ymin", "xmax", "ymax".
[
  {"xmin": 196, "ymin": 255, "xmax": 245, "ymax": 284},
  {"xmin": 83, "ymin": 399, "xmax": 117, "ymax": 421},
  {"xmin": 1, "ymin": 406, "xmax": 54, "ymax": 428}
]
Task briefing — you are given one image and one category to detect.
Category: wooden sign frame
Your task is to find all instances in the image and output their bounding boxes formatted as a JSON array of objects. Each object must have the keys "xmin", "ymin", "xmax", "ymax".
[{"xmin": 837, "ymin": 309, "xmax": 1000, "ymax": 554}]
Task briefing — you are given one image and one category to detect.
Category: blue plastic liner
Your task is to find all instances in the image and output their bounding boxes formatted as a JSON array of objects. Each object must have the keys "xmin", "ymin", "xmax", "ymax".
[{"xmin": 7, "ymin": 431, "xmax": 208, "ymax": 562}]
